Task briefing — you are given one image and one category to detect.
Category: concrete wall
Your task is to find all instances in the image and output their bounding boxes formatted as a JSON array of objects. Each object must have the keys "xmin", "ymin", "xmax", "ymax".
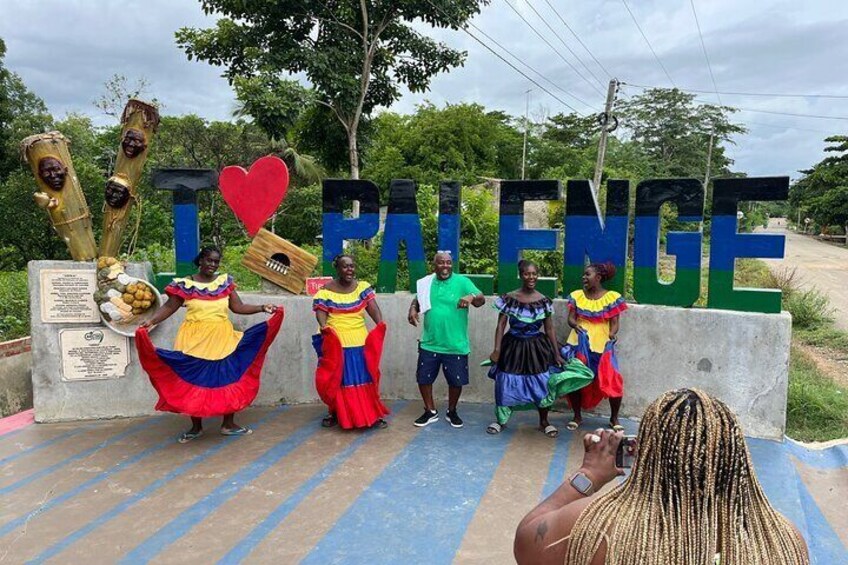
[
  {"xmin": 29, "ymin": 261, "xmax": 792, "ymax": 439},
  {"xmin": 0, "ymin": 337, "xmax": 33, "ymax": 417}
]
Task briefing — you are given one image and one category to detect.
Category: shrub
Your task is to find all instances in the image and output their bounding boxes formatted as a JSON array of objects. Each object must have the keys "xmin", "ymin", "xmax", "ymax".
[
  {"xmin": 785, "ymin": 288, "xmax": 834, "ymax": 329},
  {"xmin": 0, "ymin": 271, "xmax": 29, "ymax": 341}
]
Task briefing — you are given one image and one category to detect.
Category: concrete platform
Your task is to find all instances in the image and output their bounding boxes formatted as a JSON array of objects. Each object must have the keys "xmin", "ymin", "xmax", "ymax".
[{"xmin": 1, "ymin": 403, "xmax": 845, "ymax": 564}]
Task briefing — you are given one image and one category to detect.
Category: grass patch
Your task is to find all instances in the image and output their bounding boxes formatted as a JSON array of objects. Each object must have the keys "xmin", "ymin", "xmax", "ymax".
[
  {"xmin": 795, "ymin": 326, "xmax": 848, "ymax": 353},
  {"xmin": 786, "ymin": 346, "xmax": 848, "ymax": 442},
  {"xmin": 0, "ymin": 271, "xmax": 29, "ymax": 342}
]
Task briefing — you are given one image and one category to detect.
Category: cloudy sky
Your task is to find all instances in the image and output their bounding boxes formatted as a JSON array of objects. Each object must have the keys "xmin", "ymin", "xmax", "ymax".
[{"xmin": 2, "ymin": 0, "xmax": 847, "ymax": 178}]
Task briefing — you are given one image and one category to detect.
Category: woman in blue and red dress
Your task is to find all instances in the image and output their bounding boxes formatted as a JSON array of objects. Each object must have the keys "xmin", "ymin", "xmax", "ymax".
[
  {"xmin": 312, "ymin": 254, "xmax": 389, "ymax": 429},
  {"xmin": 136, "ymin": 246, "xmax": 283, "ymax": 443}
]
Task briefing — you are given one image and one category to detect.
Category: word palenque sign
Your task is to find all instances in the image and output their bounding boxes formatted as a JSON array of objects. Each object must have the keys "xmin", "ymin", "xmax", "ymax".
[{"xmin": 321, "ymin": 177, "xmax": 788, "ymax": 314}]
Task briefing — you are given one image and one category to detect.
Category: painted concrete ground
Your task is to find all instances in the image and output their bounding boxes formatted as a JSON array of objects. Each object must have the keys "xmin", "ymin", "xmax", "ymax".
[{"xmin": 0, "ymin": 403, "xmax": 845, "ymax": 564}]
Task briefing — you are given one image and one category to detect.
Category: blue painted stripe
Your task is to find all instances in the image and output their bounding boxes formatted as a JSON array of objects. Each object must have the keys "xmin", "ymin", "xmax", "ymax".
[
  {"xmin": 380, "ymin": 214, "xmax": 426, "ymax": 262},
  {"xmin": 709, "ymin": 215, "xmax": 785, "ymax": 271},
  {"xmin": 0, "ymin": 419, "xmax": 157, "ymax": 496},
  {"xmin": 120, "ymin": 419, "xmax": 322, "ymax": 564},
  {"xmin": 796, "ymin": 474, "xmax": 848, "ymax": 563},
  {"xmin": 633, "ymin": 216, "xmax": 660, "ymax": 269},
  {"xmin": 563, "ymin": 215, "xmax": 628, "ymax": 267},
  {"xmin": 0, "ymin": 426, "xmax": 92, "ymax": 467},
  {"xmin": 0, "ymin": 421, "xmax": 172, "ymax": 538},
  {"xmin": 302, "ymin": 404, "xmax": 513, "ymax": 564},
  {"xmin": 541, "ymin": 433, "xmax": 571, "ymax": 499},
  {"xmin": 498, "ymin": 215, "xmax": 558, "ymax": 262},
  {"xmin": 437, "ymin": 213, "xmax": 460, "ymax": 262},
  {"xmin": 666, "ymin": 232, "xmax": 702, "ymax": 270},
  {"xmin": 173, "ymin": 203, "xmax": 200, "ymax": 264},
  {"xmin": 25, "ymin": 407, "xmax": 289, "ymax": 565},
  {"xmin": 220, "ymin": 401, "xmax": 409, "ymax": 564},
  {"xmin": 322, "ymin": 213, "xmax": 380, "ymax": 265},
  {"xmin": 785, "ymin": 439, "xmax": 848, "ymax": 470}
]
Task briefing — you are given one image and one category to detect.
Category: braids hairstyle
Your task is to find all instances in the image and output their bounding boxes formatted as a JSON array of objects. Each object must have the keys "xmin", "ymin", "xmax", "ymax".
[
  {"xmin": 518, "ymin": 259, "xmax": 537, "ymax": 275},
  {"xmin": 565, "ymin": 389, "xmax": 809, "ymax": 565},
  {"xmin": 332, "ymin": 253, "xmax": 354, "ymax": 276},
  {"xmin": 588, "ymin": 261, "xmax": 616, "ymax": 282},
  {"xmin": 193, "ymin": 245, "xmax": 221, "ymax": 266}
]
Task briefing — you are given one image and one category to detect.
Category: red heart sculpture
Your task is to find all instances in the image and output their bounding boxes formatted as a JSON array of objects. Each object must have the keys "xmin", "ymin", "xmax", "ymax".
[{"xmin": 219, "ymin": 155, "xmax": 290, "ymax": 237}]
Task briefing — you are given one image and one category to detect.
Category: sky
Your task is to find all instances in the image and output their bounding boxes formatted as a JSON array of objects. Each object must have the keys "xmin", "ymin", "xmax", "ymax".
[{"xmin": 1, "ymin": 0, "xmax": 847, "ymax": 178}]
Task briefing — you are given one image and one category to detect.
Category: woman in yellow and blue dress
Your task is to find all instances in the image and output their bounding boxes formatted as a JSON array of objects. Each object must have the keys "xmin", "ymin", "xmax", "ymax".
[
  {"xmin": 563, "ymin": 262, "xmax": 627, "ymax": 432},
  {"xmin": 313, "ymin": 254, "xmax": 389, "ymax": 429},
  {"xmin": 136, "ymin": 247, "xmax": 283, "ymax": 443}
]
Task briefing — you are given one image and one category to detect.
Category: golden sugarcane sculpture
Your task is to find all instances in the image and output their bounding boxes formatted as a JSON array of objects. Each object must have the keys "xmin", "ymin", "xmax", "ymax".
[
  {"xmin": 21, "ymin": 132, "xmax": 98, "ymax": 261},
  {"xmin": 99, "ymin": 98, "xmax": 160, "ymax": 257}
]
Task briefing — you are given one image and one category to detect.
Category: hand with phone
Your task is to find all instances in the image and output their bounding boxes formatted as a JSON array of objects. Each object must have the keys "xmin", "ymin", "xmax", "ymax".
[
  {"xmin": 576, "ymin": 429, "xmax": 631, "ymax": 490},
  {"xmin": 616, "ymin": 435, "xmax": 637, "ymax": 468}
]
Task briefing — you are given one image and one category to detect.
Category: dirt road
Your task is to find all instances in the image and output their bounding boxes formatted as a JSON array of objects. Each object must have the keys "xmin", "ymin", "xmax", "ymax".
[{"xmin": 764, "ymin": 218, "xmax": 848, "ymax": 331}]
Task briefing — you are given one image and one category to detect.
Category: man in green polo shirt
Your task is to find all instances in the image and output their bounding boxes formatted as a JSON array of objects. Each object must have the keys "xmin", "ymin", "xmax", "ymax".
[{"xmin": 408, "ymin": 251, "xmax": 485, "ymax": 428}]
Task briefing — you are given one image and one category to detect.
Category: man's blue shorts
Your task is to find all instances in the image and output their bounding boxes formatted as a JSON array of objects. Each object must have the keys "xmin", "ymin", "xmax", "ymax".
[{"xmin": 416, "ymin": 346, "xmax": 469, "ymax": 387}]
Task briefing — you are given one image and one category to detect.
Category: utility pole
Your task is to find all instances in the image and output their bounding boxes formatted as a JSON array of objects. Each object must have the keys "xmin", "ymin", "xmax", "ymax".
[
  {"xmin": 521, "ymin": 88, "xmax": 531, "ymax": 180},
  {"xmin": 704, "ymin": 130, "xmax": 715, "ymax": 187},
  {"xmin": 593, "ymin": 79, "xmax": 619, "ymax": 194}
]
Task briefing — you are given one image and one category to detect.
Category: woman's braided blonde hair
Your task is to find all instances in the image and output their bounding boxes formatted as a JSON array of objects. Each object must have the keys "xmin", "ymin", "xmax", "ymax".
[{"xmin": 565, "ymin": 388, "xmax": 808, "ymax": 565}]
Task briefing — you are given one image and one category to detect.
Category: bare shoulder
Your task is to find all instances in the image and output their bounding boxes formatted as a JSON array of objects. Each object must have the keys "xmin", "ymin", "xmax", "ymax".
[{"xmin": 515, "ymin": 497, "xmax": 606, "ymax": 565}]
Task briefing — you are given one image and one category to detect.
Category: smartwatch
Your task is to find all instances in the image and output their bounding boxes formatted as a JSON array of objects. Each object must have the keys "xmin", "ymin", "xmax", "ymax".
[{"xmin": 569, "ymin": 471, "xmax": 595, "ymax": 496}]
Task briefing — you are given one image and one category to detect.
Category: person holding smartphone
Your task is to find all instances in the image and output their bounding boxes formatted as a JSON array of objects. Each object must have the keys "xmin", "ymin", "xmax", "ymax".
[
  {"xmin": 514, "ymin": 388, "xmax": 809, "ymax": 565},
  {"xmin": 485, "ymin": 260, "xmax": 594, "ymax": 437}
]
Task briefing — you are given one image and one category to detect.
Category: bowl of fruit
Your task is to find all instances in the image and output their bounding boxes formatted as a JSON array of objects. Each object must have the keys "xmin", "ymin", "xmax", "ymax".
[{"xmin": 93, "ymin": 257, "xmax": 163, "ymax": 337}]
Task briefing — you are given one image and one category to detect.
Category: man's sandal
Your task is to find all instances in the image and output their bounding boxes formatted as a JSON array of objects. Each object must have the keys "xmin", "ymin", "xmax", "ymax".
[
  {"xmin": 565, "ymin": 420, "xmax": 580, "ymax": 431},
  {"xmin": 542, "ymin": 424, "xmax": 559, "ymax": 438},
  {"xmin": 220, "ymin": 426, "xmax": 252, "ymax": 436},
  {"xmin": 486, "ymin": 422, "xmax": 504, "ymax": 434},
  {"xmin": 178, "ymin": 430, "xmax": 203, "ymax": 443}
]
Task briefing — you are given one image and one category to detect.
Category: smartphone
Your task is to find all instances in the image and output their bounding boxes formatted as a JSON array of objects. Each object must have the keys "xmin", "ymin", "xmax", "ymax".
[{"xmin": 616, "ymin": 435, "xmax": 637, "ymax": 468}]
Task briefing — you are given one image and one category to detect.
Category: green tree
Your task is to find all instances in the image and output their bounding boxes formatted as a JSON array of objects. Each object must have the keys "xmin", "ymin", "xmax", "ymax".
[
  {"xmin": 618, "ymin": 88, "xmax": 745, "ymax": 178},
  {"xmin": 176, "ymin": 0, "xmax": 489, "ymax": 182},
  {"xmin": 791, "ymin": 136, "xmax": 848, "ymax": 229}
]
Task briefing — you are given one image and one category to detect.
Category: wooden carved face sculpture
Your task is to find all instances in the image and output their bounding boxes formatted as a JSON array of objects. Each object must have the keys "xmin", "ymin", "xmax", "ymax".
[
  {"xmin": 121, "ymin": 128, "xmax": 147, "ymax": 158},
  {"xmin": 104, "ymin": 178, "xmax": 131, "ymax": 209},
  {"xmin": 38, "ymin": 156, "xmax": 68, "ymax": 191}
]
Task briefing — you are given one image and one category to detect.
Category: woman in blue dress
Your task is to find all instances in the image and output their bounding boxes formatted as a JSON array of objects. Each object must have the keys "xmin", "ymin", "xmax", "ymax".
[{"xmin": 486, "ymin": 260, "xmax": 594, "ymax": 437}]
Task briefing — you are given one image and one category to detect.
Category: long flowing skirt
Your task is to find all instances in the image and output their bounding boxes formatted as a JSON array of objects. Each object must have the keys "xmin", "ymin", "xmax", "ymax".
[
  {"xmin": 489, "ymin": 331, "xmax": 594, "ymax": 425},
  {"xmin": 135, "ymin": 309, "xmax": 284, "ymax": 417},
  {"xmin": 562, "ymin": 332, "xmax": 624, "ymax": 410},
  {"xmin": 313, "ymin": 322, "xmax": 390, "ymax": 429}
]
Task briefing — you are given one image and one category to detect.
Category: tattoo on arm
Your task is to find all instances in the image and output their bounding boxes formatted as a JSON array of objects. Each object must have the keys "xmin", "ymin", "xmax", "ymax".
[{"xmin": 535, "ymin": 520, "xmax": 549, "ymax": 543}]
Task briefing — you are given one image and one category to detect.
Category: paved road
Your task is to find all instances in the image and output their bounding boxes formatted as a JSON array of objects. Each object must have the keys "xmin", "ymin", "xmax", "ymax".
[{"xmin": 764, "ymin": 218, "xmax": 848, "ymax": 331}]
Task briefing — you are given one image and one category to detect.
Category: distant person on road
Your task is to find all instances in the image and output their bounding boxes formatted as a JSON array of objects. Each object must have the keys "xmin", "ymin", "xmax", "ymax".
[
  {"xmin": 408, "ymin": 251, "xmax": 485, "ymax": 428},
  {"xmin": 486, "ymin": 259, "xmax": 594, "ymax": 437},
  {"xmin": 514, "ymin": 388, "xmax": 810, "ymax": 565},
  {"xmin": 563, "ymin": 262, "xmax": 627, "ymax": 431}
]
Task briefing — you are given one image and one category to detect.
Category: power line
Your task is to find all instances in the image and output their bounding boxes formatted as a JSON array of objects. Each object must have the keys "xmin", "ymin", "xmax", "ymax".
[
  {"xmin": 619, "ymin": 0, "xmax": 676, "ymax": 87},
  {"xmin": 523, "ymin": 0, "xmax": 606, "ymax": 87},
  {"xmin": 620, "ymin": 82, "xmax": 848, "ymax": 121},
  {"xmin": 421, "ymin": 0, "xmax": 584, "ymax": 113},
  {"xmin": 501, "ymin": 0, "xmax": 605, "ymax": 98},
  {"xmin": 541, "ymin": 0, "xmax": 613, "ymax": 79},
  {"xmin": 688, "ymin": 0, "xmax": 722, "ymax": 106},
  {"xmin": 461, "ymin": 18, "xmax": 594, "ymax": 110},
  {"xmin": 617, "ymin": 81, "xmax": 848, "ymax": 100}
]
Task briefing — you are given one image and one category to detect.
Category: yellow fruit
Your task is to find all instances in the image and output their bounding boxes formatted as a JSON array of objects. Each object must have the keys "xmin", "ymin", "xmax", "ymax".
[
  {"xmin": 140, "ymin": 300, "xmax": 151, "ymax": 309},
  {"xmin": 132, "ymin": 300, "xmax": 142, "ymax": 308},
  {"xmin": 97, "ymin": 258, "xmax": 108, "ymax": 270},
  {"xmin": 106, "ymin": 257, "xmax": 118, "ymax": 266},
  {"xmin": 135, "ymin": 290, "xmax": 145, "ymax": 300},
  {"xmin": 143, "ymin": 291, "xmax": 153, "ymax": 301},
  {"xmin": 127, "ymin": 283, "xmax": 138, "ymax": 294},
  {"xmin": 132, "ymin": 307, "xmax": 143, "ymax": 315},
  {"xmin": 122, "ymin": 293, "xmax": 134, "ymax": 304}
]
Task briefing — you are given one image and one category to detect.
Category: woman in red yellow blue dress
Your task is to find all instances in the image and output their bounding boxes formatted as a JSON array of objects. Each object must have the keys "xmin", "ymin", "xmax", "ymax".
[
  {"xmin": 136, "ymin": 247, "xmax": 282, "ymax": 443},
  {"xmin": 563, "ymin": 262, "xmax": 627, "ymax": 432},
  {"xmin": 313, "ymin": 254, "xmax": 389, "ymax": 429}
]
